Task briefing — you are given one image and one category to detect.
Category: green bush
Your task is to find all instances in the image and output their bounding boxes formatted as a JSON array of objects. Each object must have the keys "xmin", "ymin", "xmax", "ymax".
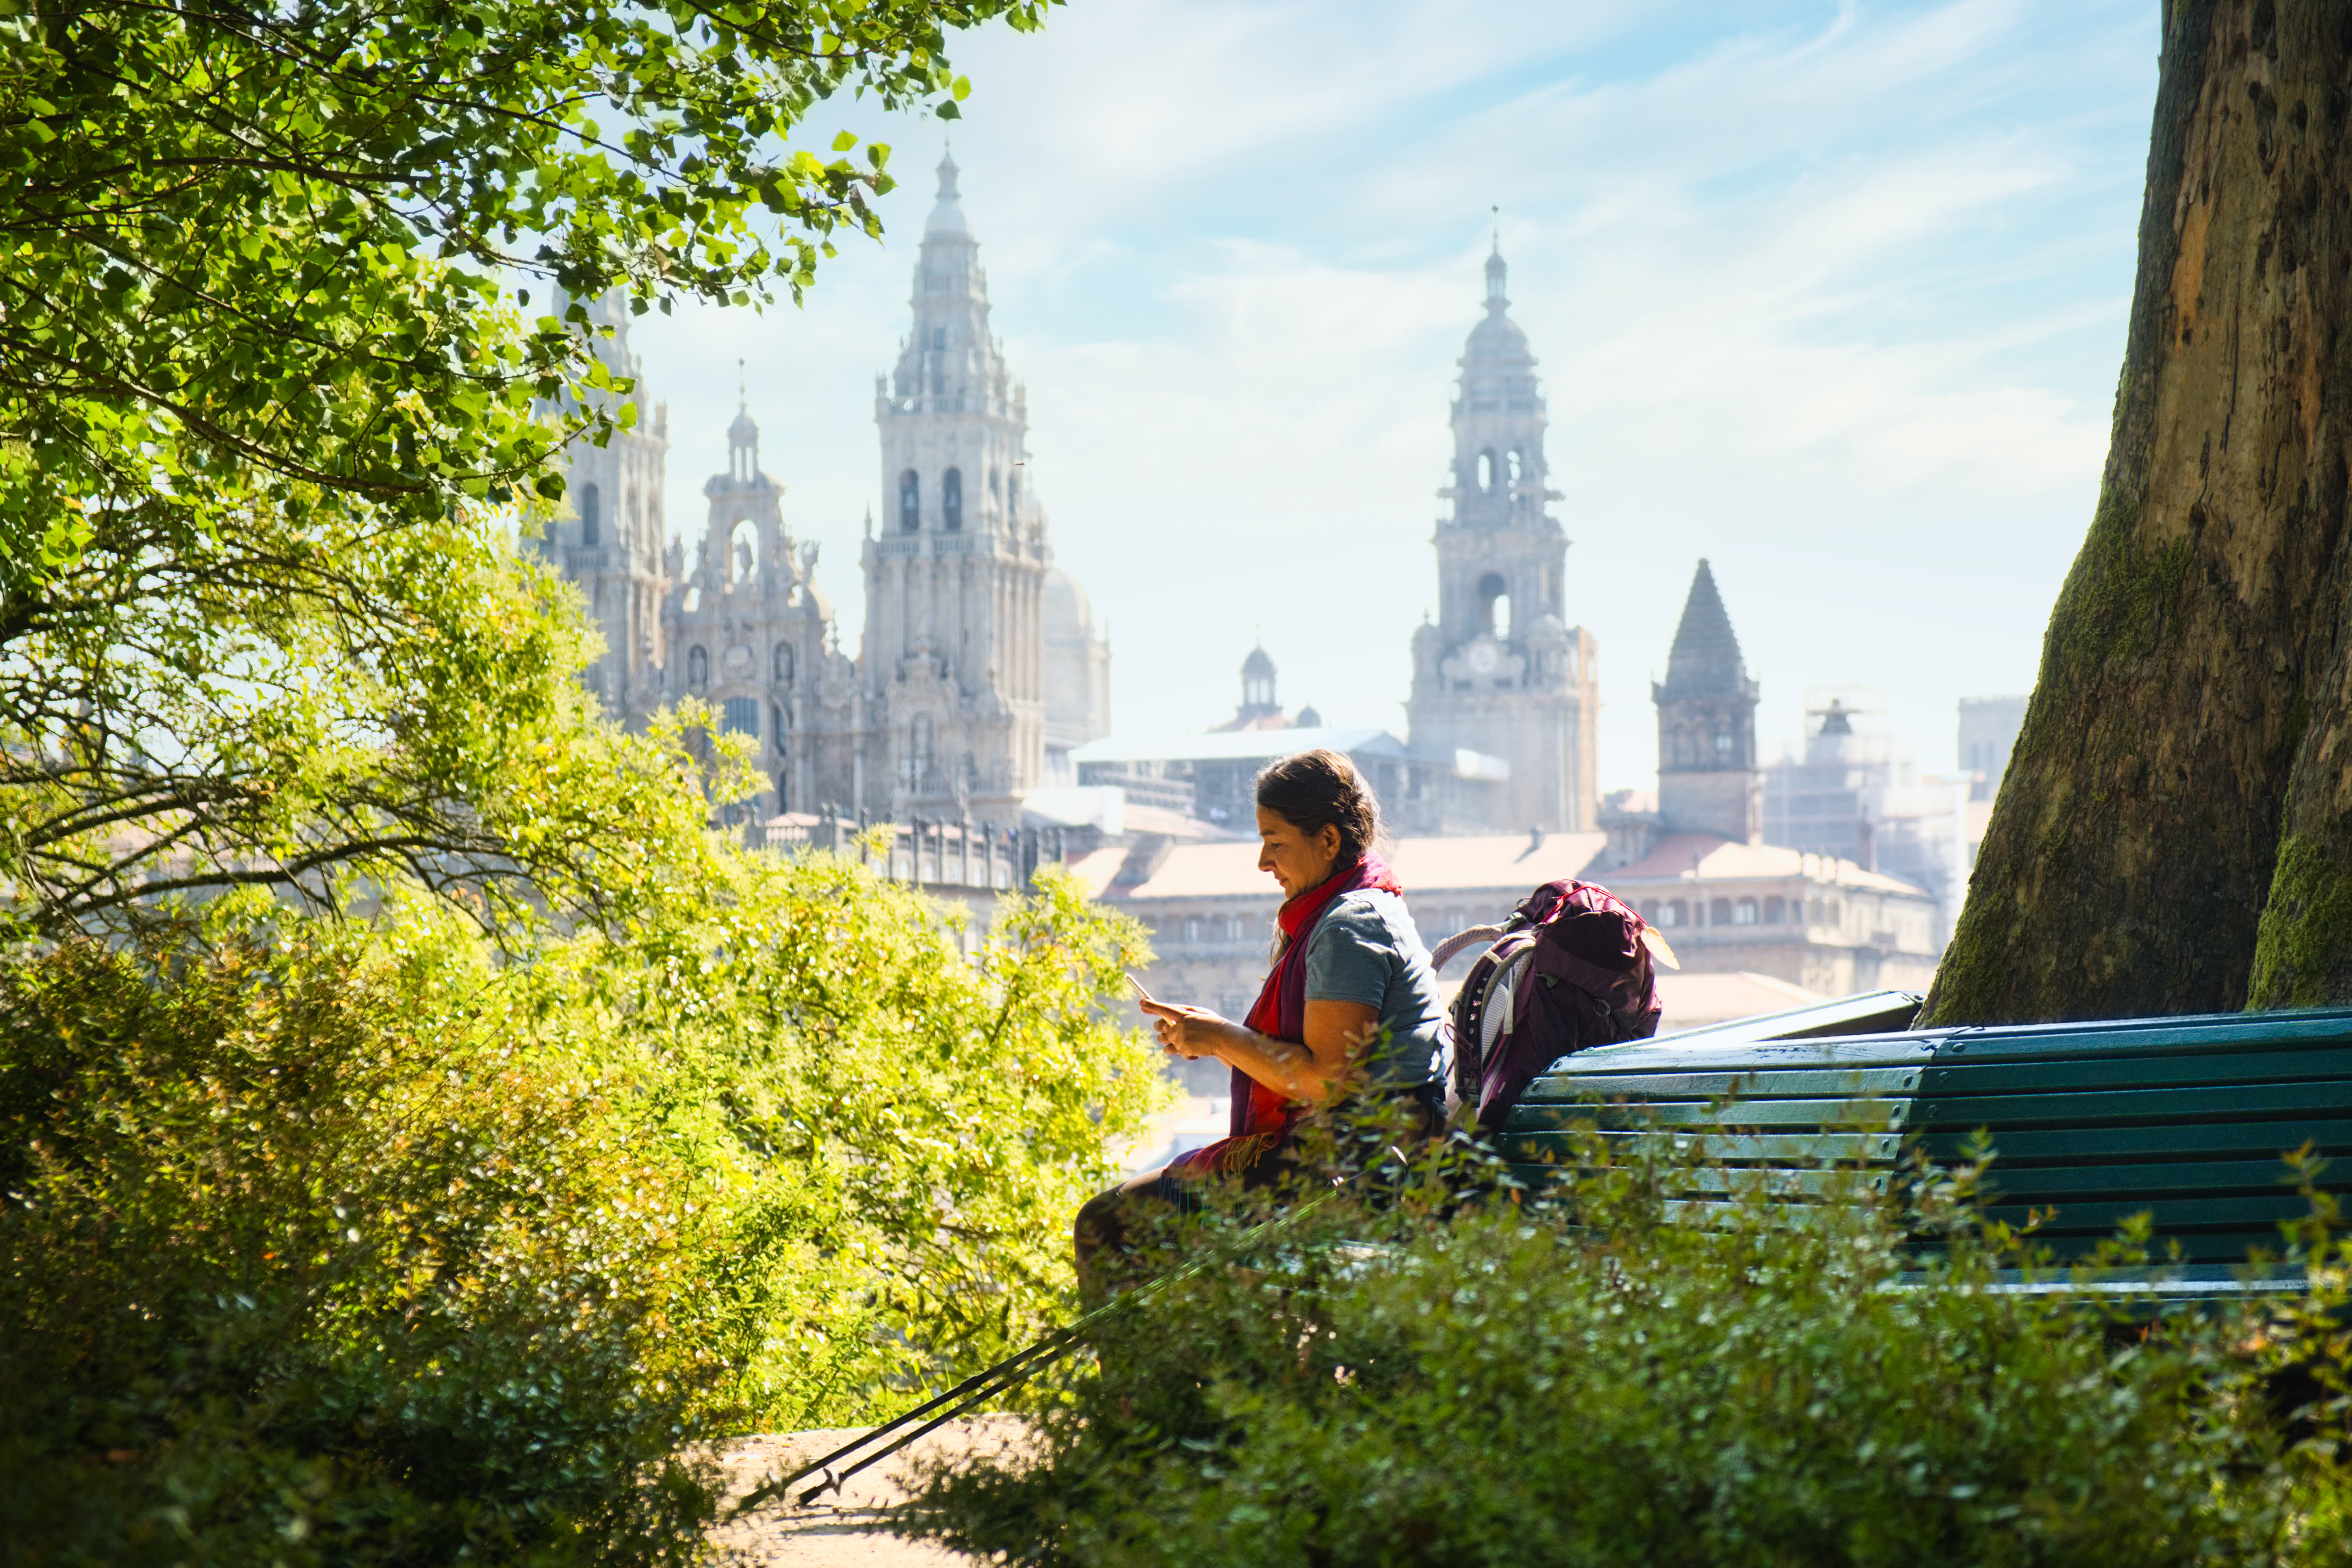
[
  {"xmin": 904, "ymin": 1121, "xmax": 2352, "ymax": 1568},
  {"xmin": 0, "ymin": 927, "xmax": 715, "ymax": 1566},
  {"xmin": 0, "ymin": 850, "xmax": 1163, "ymax": 1566}
]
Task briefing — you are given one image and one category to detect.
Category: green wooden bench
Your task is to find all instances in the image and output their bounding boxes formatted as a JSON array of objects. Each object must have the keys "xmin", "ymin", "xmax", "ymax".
[{"xmin": 1501, "ymin": 994, "xmax": 2352, "ymax": 1273}]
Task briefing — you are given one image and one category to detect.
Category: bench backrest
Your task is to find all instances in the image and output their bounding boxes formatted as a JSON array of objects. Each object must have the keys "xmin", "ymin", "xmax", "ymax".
[{"xmin": 1499, "ymin": 1000, "xmax": 2352, "ymax": 1264}]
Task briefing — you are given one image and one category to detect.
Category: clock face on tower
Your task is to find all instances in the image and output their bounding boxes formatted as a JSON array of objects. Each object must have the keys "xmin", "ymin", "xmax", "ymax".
[{"xmin": 1467, "ymin": 640, "xmax": 1500, "ymax": 675}]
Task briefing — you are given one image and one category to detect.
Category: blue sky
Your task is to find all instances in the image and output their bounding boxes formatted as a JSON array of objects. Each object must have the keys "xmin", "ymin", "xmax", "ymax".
[{"xmin": 630, "ymin": 0, "xmax": 2159, "ymax": 791}]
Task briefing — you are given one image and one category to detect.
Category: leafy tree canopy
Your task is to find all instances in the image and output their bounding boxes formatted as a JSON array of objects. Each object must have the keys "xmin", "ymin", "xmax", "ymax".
[{"xmin": 0, "ymin": 0, "xmax": 1045, "ymax": 936}]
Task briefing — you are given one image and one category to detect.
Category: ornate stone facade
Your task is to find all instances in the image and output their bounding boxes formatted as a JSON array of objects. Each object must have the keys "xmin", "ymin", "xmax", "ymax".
[
  {"xmin": 1404, "ymin": 242, "xmax": 1601, "ymax": 833},
  {"xmin": 537, "ymin": 294, "xmax": 671, "ymax": 723},
  {"xmin": 539, "ymin": 154, "xmax": 1110, "ymax": 821}
]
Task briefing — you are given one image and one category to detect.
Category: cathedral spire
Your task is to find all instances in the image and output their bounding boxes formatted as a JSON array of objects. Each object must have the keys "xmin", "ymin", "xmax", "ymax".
[
  {"xmin": 1486, "ymin": 208, "xmax": 1508, "ymax": 313},
  {"xmin": 926, "ymin": 147, "xmax": 969, "ymax": 238},
  {"xmin": 1660, "ymin": 559, "xmax": 1749, "ymax": 697},
  {"xmin": 1654, "ymin": 559, "xmax": 1761, "ymax": 843}
]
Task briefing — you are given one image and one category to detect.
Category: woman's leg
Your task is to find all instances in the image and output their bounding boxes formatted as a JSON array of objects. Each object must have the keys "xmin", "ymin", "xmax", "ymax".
[{"xmin": 1073, "ymin": 1164, "xmax": 1199, "ymax": 1305}]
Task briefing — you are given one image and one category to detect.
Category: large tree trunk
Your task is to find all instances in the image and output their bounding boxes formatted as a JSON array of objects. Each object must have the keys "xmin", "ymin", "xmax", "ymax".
[{"xmin": 1927, "ymin": 0, "xmax": 2352, "ymax": 1025}]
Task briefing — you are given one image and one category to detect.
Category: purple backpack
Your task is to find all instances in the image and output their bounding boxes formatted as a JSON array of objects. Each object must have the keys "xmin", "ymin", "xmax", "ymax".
[{"xmin": 1433, "ymin": 880, "xmax": 1667, "ymax": 1132}]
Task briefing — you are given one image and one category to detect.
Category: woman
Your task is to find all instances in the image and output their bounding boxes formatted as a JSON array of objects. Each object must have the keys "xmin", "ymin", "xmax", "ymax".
[{"xmin": 1073, "ymin": 748, "xmax": 1446, "ymax": 1296}]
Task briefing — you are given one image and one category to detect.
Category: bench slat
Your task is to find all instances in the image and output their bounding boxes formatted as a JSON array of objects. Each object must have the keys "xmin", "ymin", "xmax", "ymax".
[
  {"xmin": 1518, "ymin": 1066, "xmax": 1924, "ymax": 1100},
  {"xmin": 1970, "ymin": 1158, "xmax": 2316, "ymax": 1201},
  {"xmin": 1914, "ymin": 1078, "xmax": 2352, "ymax": 1128},
  {"xmin": 1570, "ymin": 1098, "xmax": 1907, "ymax": 1131},
  {"xmin": 1913, "ymin": 1118, "xmax": 2352, "ymax": 1163},
  {"xmin": 1920, "ymin": 1047, "xmax": 2352, "ymax": 1095},
  {"xmin": 1977, "ymin": 1193, "xmax": 2312, "ymax": 1233},
  {"xmin": 1531, "ymin": 1037, "xmax": 1939, "ymax": 1083},
  {"xmin": 1933, "ymin": 1013, "xmax": 2352, "ymax": 1063},
  {"xmin": 1508, "ymin": 1129, "xmax": 1904, "ymax": 1164}
]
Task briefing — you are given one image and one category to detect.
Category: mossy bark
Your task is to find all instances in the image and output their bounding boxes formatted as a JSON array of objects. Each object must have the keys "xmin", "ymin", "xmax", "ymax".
[{"xmin": 1927, "ymin": 0, "xmax": 2352, "ymax": 1024}]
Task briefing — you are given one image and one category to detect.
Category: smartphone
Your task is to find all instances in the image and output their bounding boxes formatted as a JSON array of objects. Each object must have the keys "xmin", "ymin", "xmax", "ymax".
[{"xmin": 1125, "ymin": 972, "xmax": 1156, "ymax": 1005}]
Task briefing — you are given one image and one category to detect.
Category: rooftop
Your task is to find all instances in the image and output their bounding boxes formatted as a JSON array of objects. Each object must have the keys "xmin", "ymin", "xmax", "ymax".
[{"xmin": 1609, "ymin": 831, "xmax": 1930, "ymax": 897}]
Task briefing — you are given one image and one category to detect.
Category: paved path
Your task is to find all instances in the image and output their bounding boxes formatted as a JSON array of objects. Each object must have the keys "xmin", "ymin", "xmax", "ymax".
[{"xmin": 710, "ymin": 1419, "xmax": 1028, "ymax": 1566}]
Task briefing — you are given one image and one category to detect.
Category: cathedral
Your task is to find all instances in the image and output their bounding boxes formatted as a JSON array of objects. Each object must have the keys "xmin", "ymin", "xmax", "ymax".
[
  {"xmin": 1073, "ymin": 236, "xmax": 1607, "ymax": 838},
  {"xmin": 535, "ymin": 154, "xmax": 1112, "ymax": 822},
  {"xmin": 1402, "ymin": 239, "xmax": 1601, "ymax": 833}
]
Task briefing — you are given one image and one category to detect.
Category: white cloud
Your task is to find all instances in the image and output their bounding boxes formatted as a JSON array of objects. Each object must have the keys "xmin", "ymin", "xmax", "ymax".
[{"xmin": 632, "ymin": 0, "xmax": 2155, "ymax": 796}]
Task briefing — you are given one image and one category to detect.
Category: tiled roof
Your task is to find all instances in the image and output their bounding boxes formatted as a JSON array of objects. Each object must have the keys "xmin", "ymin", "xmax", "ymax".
[
  {"xmin": 1605, "ymin": 832, "xmax": 1929, "ymax": 897},
  {"xmin": 1061, "ymin": 846, "xmax": 1127, "ymax": 898}
]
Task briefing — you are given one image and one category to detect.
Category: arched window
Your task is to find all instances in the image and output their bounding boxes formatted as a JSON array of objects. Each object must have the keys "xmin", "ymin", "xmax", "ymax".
[
  {"xmin": 1477, "ymin": 449, "xmax": 1497, "ymax": 493},
  {"xmin": 1710, "ymin": 897, "xmax": 1733, "ymax": 925},
  {"xmin": 579, "ymin": 483, "xmax": 601, "ymax": 546},
  {"xmin": 722, "ymin": 697, "xmax": 759, "ymax": 735},
  {"xmin": 1663, "ymin": 900, "xmax": 1687, "ymax": 928},
  {"xmin": 943, "ymin": 467, "xmax": 963, "ymax": 532},
  {"xmin": 899, "ymin": 469, "xmax": 921, "ymax": 532},
  {"xmin": 1507, "ymin": 449, "xmax": 1523, "ymax": 485},
  {"xmin": 1734, "ymin": 898, "xmax": 1759, "ymax": 926},
  {"xmin": 1763, "ymin": 895, "xmax": 1785, "ymax": 924},
  {"xmin": 686, "ymin": 645, "xmax": 708, "ymax": 691},
  {"xmin": 1006, "ymin": 471, "xmax": 1020, "ymax": 519},
  {"xmin": 1477, "ymin": 572, "xmax": 1509, "ymax": 639},
  {"xmin": 1183, "ymin": 916, "xmax": 1201, "ymax": 944},
  {"xmin": 774, "ymin": 641, "xmax": 794, "ymax": 686}
]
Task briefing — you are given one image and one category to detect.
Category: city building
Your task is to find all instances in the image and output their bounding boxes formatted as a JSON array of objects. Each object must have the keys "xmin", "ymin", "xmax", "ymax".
[
  {"xmin": 1959, "ymin": 695, "xmax": 2028, "ymax": 803},
  {"xmin": 535, "ymin": 153, "xmax": 1111, "ymax": 823},
  {"xmin": 1651, "ymin": 558, "xmax": 1761, "ymax": 844},
  {"xmin": 1070, "ymin": 240, "xmax": 1600, "ymax": 841},
  {"xmin": 1752, "ymin": 688, "xmax": 2030, "ymax": 944},
  {"xmin": 662, "ymin": 402, "xmax": 855, "ymax": 816},
  {"xmin": 1072, "ymin": 646, "xmax": 1510, "ymax": 834},
  {"xmin": 535, "ymin": 293, "xmax": 672, "ymax": 725},
  {"xmin": 1403, "ymin": 239, "xmax": 1601, "ymax": 833},
  {"xmin": 1595, "ymin": 559, "xmax": 1942, "ymax": 993}
]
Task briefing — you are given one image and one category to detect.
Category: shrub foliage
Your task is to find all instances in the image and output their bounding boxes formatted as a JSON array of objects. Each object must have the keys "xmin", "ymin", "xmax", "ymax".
[
  {"xmin": 0, "ymin": 856, "xmax": 1163, "ymax": 1565},
  {"xmin": 905, "ymin": 1123, "xmax": 2352, "ymax": 1568}
]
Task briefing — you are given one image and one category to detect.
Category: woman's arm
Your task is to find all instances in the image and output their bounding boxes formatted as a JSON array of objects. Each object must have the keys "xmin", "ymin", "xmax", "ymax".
[{"xmin": 1142, "ymin": 998, "xmax": 1380, "ymax": 1104}]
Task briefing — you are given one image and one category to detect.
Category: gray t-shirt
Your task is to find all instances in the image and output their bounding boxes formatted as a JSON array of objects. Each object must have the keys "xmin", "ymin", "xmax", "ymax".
[{"xmin": 1300, "ymin": 889, "xmax": 1446, "ymax": 1089}]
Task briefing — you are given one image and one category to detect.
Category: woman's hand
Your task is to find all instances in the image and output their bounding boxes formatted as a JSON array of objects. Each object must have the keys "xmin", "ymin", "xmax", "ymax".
[
  {"xmin": 1138, "ymin": 997, "xmax": 1383, "ymax": 1105},
  {"xmin": 1139, "ymin": 998, "xmax": 1235, "ymax": 1062}
]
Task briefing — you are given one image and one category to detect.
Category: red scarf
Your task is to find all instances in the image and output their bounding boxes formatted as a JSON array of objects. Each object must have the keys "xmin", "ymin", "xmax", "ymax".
[{"xmin": 1229, "ymin": 852, "xmax": 1404, "ymax": 1137}]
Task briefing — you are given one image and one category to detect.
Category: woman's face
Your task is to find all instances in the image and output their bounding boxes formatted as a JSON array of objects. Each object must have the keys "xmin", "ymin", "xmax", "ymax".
[{"xmin": 1256, "ymin": 807, "xmax": 1345, "ymax": 900}]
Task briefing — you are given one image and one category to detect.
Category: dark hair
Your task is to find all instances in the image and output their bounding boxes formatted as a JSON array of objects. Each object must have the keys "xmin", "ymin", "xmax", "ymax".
[{"xmin": 1254, "ymin": 748, "xmax": 1380, "ymax": 860}]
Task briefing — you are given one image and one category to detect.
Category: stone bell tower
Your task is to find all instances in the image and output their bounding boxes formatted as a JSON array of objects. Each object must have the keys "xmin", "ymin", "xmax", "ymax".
[
  {"xmin": 860, "ymin": 151, "xmax": 1053, "ymax": 819},
  {"xmin": 540, "ymin": 292, "xmax": 670, "ymax": 725},
  {"xmin": 1655, "ymin": 558, "xmax": 1762, "ymax": 844},
  {"xmin": 1404, "ymin": 238, "xmax": 1599, "ymax": 831}
]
